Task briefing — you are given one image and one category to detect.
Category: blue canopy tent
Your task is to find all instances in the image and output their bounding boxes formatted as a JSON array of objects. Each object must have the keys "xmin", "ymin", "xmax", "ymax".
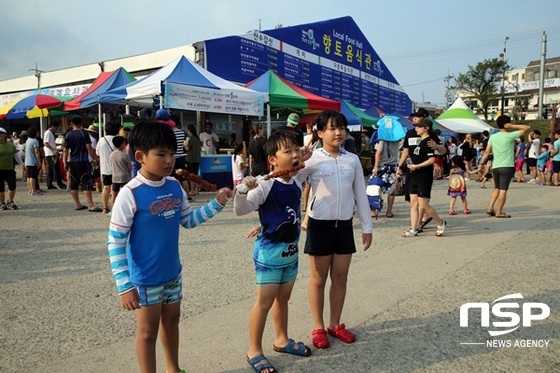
[
  {"xmin": 364, "ymin": 105, "xmax": 383, "ymax": 120},
  {"xmin": 64, "ymin": 67, "xmax": 136, "ymax": 111},
  {"xmin": 99, "ymin": 56, "xmax": 266, "ymax": 117}
]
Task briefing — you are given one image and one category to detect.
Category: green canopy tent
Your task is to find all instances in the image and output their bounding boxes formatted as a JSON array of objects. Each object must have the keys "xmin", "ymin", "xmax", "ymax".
[
  {"xmin": 244, "ymin": 70, "xmax": 340, "ymax": 136},
  {"xmin": 341, "ymin": 100, "xmax": 378, "ymax": 130}
]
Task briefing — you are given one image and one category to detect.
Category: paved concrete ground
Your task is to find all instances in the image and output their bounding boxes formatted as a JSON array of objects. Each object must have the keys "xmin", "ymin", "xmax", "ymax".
[{"xmin": 0, "ymin": 175, "xmax": 558, "ymax": 372}]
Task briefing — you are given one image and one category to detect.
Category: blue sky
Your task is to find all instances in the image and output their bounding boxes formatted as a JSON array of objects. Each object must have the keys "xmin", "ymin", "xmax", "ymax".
[{"xmin": 1, "ymin": 0, "xmax": 558, "ymax": 107}]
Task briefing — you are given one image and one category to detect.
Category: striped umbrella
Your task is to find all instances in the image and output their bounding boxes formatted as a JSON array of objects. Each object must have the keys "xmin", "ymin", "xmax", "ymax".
[{"xmin": 0, "ymin": 94, "xmax": 64, "ymax": 120}]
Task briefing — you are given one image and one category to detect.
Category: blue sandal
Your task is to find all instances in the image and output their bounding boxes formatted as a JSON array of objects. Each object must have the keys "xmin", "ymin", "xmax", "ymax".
[
  {"xmin": 247, "ymin": 354, "xmax": 277, "ymax": 373},
  {"xmin": 273, "ymin": 338, "xmax": 312, "ymax": 356}
]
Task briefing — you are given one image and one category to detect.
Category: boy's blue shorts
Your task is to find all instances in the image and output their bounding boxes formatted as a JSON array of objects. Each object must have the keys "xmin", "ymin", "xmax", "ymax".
[
  {"xmin": 255, "ymin": 261, "xmax": 298, "ymax": 286},
  {"xmin": 135, "ymin": 274, "xmax": 183, "ymax": 306}
]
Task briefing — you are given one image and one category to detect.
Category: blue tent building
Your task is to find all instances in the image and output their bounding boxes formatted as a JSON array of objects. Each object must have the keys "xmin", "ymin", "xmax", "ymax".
[{"xmin": 202, "ymin": 16, "xmax": 413, "ymax": 116}]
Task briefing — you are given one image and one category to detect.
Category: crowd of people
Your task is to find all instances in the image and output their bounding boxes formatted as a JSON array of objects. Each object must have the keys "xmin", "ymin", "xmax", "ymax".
[{"xmin": 1, "ymin": 107, "xmax": 559, "ymax": 373}]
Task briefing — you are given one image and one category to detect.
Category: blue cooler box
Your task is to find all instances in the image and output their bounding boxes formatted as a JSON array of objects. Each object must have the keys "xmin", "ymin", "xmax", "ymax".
[{"xmin": 199, "ymin": 155, "xmax": 233, "ymax": 189}]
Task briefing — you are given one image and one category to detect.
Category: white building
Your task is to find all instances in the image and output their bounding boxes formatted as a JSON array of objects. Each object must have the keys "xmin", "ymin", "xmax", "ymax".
[{"xmin": 459, "ymin": 57, "xmax": 560, "ymax": 120}]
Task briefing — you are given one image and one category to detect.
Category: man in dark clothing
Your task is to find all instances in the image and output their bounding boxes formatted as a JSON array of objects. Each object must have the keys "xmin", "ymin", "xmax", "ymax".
[{"xmin": 62, "ymin": 116, "xmax": 101, "ymax": 212}]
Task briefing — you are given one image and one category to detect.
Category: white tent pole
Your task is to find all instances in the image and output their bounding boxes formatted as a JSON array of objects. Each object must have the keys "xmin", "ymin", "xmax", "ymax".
[
  {"xmin": 267, "ymin": 103, "xmax": 271, "ymax": 138},
  {"xmin": 98, "ymin": 102, "xmax": 103, "ymax": 137}
]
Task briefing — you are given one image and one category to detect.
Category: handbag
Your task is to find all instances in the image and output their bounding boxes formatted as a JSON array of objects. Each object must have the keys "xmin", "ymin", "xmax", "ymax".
[{"xmin": 390, "ymin": 176, "xmax": 405, "ymax": 196}]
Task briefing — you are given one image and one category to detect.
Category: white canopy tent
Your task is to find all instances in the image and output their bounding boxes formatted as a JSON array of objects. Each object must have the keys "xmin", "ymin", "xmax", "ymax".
[{"xmin": 435, "ymin": 98, "xmax": 495, "ymax": 134}]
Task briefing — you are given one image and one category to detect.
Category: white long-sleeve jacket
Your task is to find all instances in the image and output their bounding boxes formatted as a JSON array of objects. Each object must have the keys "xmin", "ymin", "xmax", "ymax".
[{"xmin": 295, "ymin": 148, "xmax": 373, "ymax": 234}]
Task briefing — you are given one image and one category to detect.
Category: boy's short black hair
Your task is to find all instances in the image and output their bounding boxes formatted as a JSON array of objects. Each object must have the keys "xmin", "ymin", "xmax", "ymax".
[
  {"xmin": 496, "ymin": 115, "xmax": 511, "ymax": 129},
  {"xmin": 112, "ymin": 135, "xmax": 127, "ymax": 148},
  {"xmin": 128, "ymin": 120, "xmax": 176, "ymax": 154},
  {"xmin": 263, "ymin": 130, "xmax": 299, "ymax": 157},
  {"xmin": 27, "ymin": 126, "xmax": 38, "ymax": 138},
  {"xmin": 541, "ymin": 144, "xmax": 549, "ymax": 151},
  {"xmin": 315, "ymin": 109, "xmax": 348, "ymax": 132}
]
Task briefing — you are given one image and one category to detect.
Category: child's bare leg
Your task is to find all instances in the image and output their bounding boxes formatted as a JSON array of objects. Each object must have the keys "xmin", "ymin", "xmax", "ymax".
[
  {"xmin": 159, "ymin": 302, "xmax": 181, "ymax": 373},
  {"xmin": 449, "ymin": 196, "xmax": 456, "ymax": 211},
  {"xmin": 271, "ymin": 280, "xmax": 296, "ymax": 348},
  {"xmin": 248, "ymin": 284, "xmax": 278, "ymax": 359},
  {"xmin": 308, "ymin": 255, "xmax": 331, "ymax": 330},
  {"xmin": 461, "ymin": 196, "xmax": 469, "ymax": 211},
  {"xmin": 328, "ymin": 254, "xmax": 352, "ymax": 329},
  {"xmin": 136, "ymin": 304, "xmax": 162, "ymax": 373}
]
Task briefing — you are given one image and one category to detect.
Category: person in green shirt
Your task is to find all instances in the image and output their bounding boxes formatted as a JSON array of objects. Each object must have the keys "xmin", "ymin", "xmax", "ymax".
[
  {"xmin": 0, "ymin": 127, "xmax": 20, "ymax": 210},
  {"xmin": 480, "ymin": 116, "xmax": 530, "ymax": 218}
]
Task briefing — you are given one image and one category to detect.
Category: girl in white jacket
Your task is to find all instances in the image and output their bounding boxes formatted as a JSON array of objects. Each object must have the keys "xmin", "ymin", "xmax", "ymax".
[{"xmin": 295, "ymin": 110, "xmax": 373, "ymax": 349}]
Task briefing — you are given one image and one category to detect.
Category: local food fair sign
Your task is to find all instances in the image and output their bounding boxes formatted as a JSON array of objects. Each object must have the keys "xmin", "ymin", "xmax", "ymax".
[{"xmin": 164, "ymin": 82, "xmax": 265, "ymax": 116}]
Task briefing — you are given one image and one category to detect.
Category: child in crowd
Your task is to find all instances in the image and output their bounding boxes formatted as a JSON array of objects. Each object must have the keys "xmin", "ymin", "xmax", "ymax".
[
  {"xmin": 447, "ymin": 155, "xmax": 478, "ymax": 215},
  {"xmin": 513, "ymin": 136, "xmax": 526, "ymax": 182},
  {"xmin": 107, "ymin": 120, "xmax": 232, "ymax": 373},
  {"xmin": 479, "ymin": 160, "xmax": 494, "ymax": 189},
  {"xmin": 231, "ymin": 142, "xmax": 245, "ymax": 188},
  {"xmin": 109, "ymin": 136, "xmax": 131, "ymax": 209},
  {"xmin": 535, "ymin": 144, "xmax": 550, "ymax": 185},
  {"xmin": 295, "ymin": 110, "xmax": 372, "ymax": 349},
  {"xmin": 234, "ymin": 131, "xmax": 310, "ymax": 373},
  {"xmin": 24, "ymin": 126, "xmax": 42, "ymax": 196}
]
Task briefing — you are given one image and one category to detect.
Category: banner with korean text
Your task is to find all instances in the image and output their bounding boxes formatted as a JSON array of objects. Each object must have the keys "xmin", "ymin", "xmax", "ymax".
[{"xmin": 164, "ymin": 82, "xmax": 265, "ymax": 116}]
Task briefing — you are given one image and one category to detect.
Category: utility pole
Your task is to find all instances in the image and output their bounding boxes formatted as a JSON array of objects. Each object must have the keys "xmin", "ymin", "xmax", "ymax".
[
  {"xmin": 537, "ymin": 31, "xmax": 547, "ymax": 120},
  {"xmin": 28, "ymin": 62, "xmax": 44, "ymax": 90},
  {"xmin": 500, "ymin": 36, "xmax": 509, "ymax": 115},
  {"xmin": 444, "ymin": 70, "xmax": 455, "ymax": 108}
]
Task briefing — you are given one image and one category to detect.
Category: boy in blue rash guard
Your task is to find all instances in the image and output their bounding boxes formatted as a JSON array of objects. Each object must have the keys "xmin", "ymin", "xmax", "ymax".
[
  {"xmin": 234, "ymin": 131, "xmax": 311, "ymax": 373},
  {"xmin": 107, "ymin": 120, "xmax": 232, "ymax": 373}
]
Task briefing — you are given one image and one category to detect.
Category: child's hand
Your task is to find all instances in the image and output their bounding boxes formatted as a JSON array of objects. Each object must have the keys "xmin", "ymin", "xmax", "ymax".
[
  {"xmin": 120, "ymin": 289, "xmax": 141, "ymax": 311},
  {"xmin": 246, "ymin": 224, "xmax": 261, "ymax": 238},
  {"xmin": 216, "ymin": 188, "xmax": 233, "ymax": 205},
  {"xmin": 242, "ymin": 176, "xmax": 259, "ymax": 189},
  {"xmin": 300, "ymin": 146, "xmax": 313, "ymax": 162}
]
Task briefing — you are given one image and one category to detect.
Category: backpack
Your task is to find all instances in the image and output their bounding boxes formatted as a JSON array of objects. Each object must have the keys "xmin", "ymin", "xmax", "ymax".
[{"xmin": 366, "ymin": 176, "xmax": 384, "ymax": 219}]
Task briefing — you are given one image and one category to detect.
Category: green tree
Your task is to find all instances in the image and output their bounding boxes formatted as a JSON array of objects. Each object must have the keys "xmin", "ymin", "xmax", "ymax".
[{"xmin": 453, "ymin": 58, "xmax": 510, "ymax": 121}]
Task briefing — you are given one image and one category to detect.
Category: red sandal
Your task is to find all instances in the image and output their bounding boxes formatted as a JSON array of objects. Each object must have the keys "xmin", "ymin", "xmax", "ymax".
[
  {"xmin": 327, "ymin": 323, "xmax": 355, "ymax": 344},
  {"xmin": 312, "ymin": 328, "xmax": 330, "ymax": 349}
]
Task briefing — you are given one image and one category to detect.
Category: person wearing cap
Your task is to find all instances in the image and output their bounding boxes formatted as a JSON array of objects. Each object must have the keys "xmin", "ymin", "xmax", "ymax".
[
  {"xmin": 0, "ymin": 127, "xmax": 21, "ymax": 210},
  {"xmin": 480, "ymin": 115, "xmax": 531, "ymax": 218},
  {"xmin": 275, "ymin": 113, "xmax": 304, "ymax": 147},
  {"xmin": 397, "ymin": 117, "xmax": 446, "ymax": 237},
  {"xmin": 62, "ymin": 116, "xmax": 102, "ymax": 212},
  {"xmin": 43, "ymin": 121, "xmax": 66, "ymax": 190},
  {"xmin": 359, "ymin": 129, "xmax": 371, "ymax": 156},
  {"xmin": 397, "ymin": 108, "xmax": 446, "ymax": 231},
  {"xmin": 155, "ymin": 108, "xmax": 176, "ymax": 128}
]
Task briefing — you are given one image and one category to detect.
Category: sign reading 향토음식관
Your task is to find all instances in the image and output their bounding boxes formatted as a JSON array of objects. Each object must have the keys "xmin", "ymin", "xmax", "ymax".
[{"xmin": 203, "ymin": 16, "xmax": 412, "ymax": 116}]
